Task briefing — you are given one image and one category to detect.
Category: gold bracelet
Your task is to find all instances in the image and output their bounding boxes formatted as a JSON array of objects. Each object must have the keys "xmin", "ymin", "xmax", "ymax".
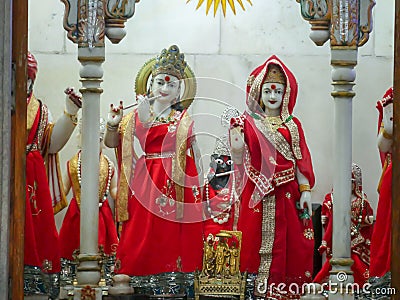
[
  {"xmin": 64, "ymin": 110, "xmax": 78, "ymax": 125},
  {"xmin": 299, "ymin": 184, "xmax": 311, "ymax": 193},
  {"xmin": 382, "ymin": 128, "xmax": 393, "ymax": 140}
]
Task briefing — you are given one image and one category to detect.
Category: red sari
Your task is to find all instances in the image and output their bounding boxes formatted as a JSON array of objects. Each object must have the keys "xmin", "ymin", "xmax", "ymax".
[
  {"xmin": 369, "ymin": 162, "xmax": 392, "ymax": 277},
  {"xmin": 115, "ymin": 109, "xmax": 204, "ymax": 276},
  {"xmin": 369, "ymin": 91, "xmax": 392, "ymax": 278},
  {"xmin": 25, "ymin": 95, "xmax": 64, "ymax": 273},
  {"xmin": 59, "ymin": 152, "xmax": 119, "ymax": 260},
  {"xmin": 231, "ymin": 56, "xmax": 315, "ymax": 298},
  {"xmin": 314, "ymin": 192, "xmax": 373, "ymax": 285}
]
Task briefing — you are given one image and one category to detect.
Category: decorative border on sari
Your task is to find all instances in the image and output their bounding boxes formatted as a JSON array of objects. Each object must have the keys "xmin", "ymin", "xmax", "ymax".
[
  {"xmin": 255, "ymin": 195, "xmax": 276, "ymax": 297},
  {"xmin": 173, "ymin": 111, "xmax": 191, "ymax": 220},
  {"xmin": 117, "ymin": 110, "xmax": 136, "ymax": 222}
]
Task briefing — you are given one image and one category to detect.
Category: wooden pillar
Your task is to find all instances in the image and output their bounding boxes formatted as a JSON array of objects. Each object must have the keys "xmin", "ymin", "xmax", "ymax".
[
  {"xmin": 10, "ymin": 0, "xmax": 28, "ymax": 299},
  {"xmin": 392, "ymin": 1, "xmax": 400, "ymax": 298},
  {"xmin": 0, "ymin": 0, "xmax": 13, "ymax": 299}
]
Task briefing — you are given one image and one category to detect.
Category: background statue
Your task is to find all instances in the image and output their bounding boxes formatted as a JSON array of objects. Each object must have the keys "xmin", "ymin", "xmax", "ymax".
[
  {"xmin": 314, "ymin": 163, "xmax": 374, "ymax": 285},
  {"xmin": 369, "ymin": 87, "xmax": 393, "ymax": 279},
  {"xmin": 59, "ymin": 117, "xmax": 118, "ymax": 263},
  {"xmin": 229, "ymin": 55, "xmax": 315, "ymax": 298},
  {"xmin": 25, "ymin": 51, "xmax": 82, "ymax": 298},
  {"xmin": 204, "ymin": 107, "xmax": 240, "ymax": 237},
  {"xmin": 104, "ymin": 45, "xmax": 203, "ymax": 295}
]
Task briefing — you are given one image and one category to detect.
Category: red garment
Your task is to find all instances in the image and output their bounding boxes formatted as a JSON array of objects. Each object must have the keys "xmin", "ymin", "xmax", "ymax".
[
  {"xmin": 25, "ymin": 97, "xmax": 61, "ymax": 273},
  {"xmin": 59, "ymin": 199, "xmax": 118, "ymax": 260},
  {"xmin": 369, "ymin": 162, "xmax": 392, "ymax": 277},
  {"xmin": 115, "ymin": 110, "xmax": 204, "ymax": 276},
  {"xmin": 203, "ymin": 178, "xmax": 236, "ymax": 237},
  {"xmin": 236, "ymin": 115, "xmax": 315, "ymax": 282},
  {"xmin": 59, "ymin": 152, "xmax": 119, "ymax": 260},
  {"xmin": 369, "ymin": 90, "xmax": 392, "ymax": 278},
  {"xmin": 231, "ymin": 55, "xmax": 315, "ymax": 290},
  {"xmin": 314, "ymin": 192, "xmax": 373, "ymax": 285}
]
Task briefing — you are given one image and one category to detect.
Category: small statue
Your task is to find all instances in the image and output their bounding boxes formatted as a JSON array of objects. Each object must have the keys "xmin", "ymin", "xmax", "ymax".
[
  {"xmin": 204, "ymin": 107, "xmax": 240, "ymax": 237},
  {"xmin": 228, "ymin": 242, "xmax": 240, "ymax": 276},
  {"xmin": 214, "ymin": 234, "xmax": 230, "ymax": 277},
  {"xmin": 314, "ymin": 163, "xmax": 374, "ymax": 285},
  {"xmin": 202, "ymin": 234, "xmax": 216, "ymax": 277},
  {"xmin": 59, "ymin": 117, "xmax": 119, "ymax": 262}
]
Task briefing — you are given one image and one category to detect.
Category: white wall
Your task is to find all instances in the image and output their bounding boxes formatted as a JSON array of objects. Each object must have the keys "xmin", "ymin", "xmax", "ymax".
[{"xmin": 28, "ymin": 0, "xmax": 394, "ymax": 227}]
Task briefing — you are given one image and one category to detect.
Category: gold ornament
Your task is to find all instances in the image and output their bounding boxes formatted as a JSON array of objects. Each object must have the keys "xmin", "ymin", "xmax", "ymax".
[
  {"xmin": 264, "ymin": 64, "xmax": 286, "ymax": 85},
  {"xmin": 153, "ymin": 45, "xmax": 186, "ymax": 80},
  {"xmin": 187, "ymin": 0, "xmax": 252, "ymax": 17},
  {"xmin": 135, "ymin": 46, "xmax": 197, "ymax": 109}
]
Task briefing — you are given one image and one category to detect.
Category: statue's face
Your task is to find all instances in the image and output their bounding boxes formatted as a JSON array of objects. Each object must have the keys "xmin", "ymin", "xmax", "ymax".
[
  {"xmin": 210, "ymin": 154, "xmax": 233, "ymax": 174},
  {"xmin": 151, "ymin": 73, "xmax": 180, "ymax": 104},
  {"xmin": 261, "ymin": 82, "xmax": 285, "ymax": 111}
]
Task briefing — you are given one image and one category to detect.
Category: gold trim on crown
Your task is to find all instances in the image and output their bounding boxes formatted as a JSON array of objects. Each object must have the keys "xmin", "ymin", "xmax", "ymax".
[
  {"xmin": 135, "ymin": 47, "xmax": 197, "ymax": 109},
  {"xmin": 264, "ymin": 64, "xmax": 286, "ymax": 84},
  {"xmin": 152, "ymin": 45, "xmax": 186, "ymax": 80}
]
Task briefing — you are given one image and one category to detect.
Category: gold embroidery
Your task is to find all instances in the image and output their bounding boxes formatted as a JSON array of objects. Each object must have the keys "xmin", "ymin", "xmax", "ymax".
[
  {"xmin": 304, "ymin": 228, "xmax": 314, "ymax": 240},
  {"xmin": 246, "ymin": 74, "xmax": 255, "ymax": 87},
  {"xmin": 27, "ymin": 95, "xmax": 40, "ymax": 132},
  {"xmin": 69, "ymin": 153, "xmax": 81, "ymax": 206},
  {"xmin": 253, "ymin": 118, "xmax": 295, "ymax": 162},
  {"xmin": 70, "ymin": 153, "xmax": 112, "ymax": 208},
  {"xmin": 255, "ymin": 195, "xmax": 276, "ymax": 297},
  {"xmin": 173, "ymin": 111, "xmax": 191, "ymax": 220},
  {"xmin": 117, "ymin": 110, "xmax": 136, "ymax": 222}
]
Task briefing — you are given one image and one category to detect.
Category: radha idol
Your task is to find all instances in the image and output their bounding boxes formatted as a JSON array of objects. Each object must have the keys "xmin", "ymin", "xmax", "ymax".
[
  {"xmin": 229, "ymin": 55, "xmax": 315, "ymax": 299},
  {"xmin": 104, "ymin": 45, "xmax": 204, "ymax": 294}
]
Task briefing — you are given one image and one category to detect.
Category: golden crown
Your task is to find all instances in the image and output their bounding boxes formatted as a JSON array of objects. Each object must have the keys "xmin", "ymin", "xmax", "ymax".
[
  {"xmin": 152, "ymin": 45, "xmax": 187, "ymax": 80},
  {"xmin": 264, "ymin": 64, "xmax": 286, "ymax": 84}
]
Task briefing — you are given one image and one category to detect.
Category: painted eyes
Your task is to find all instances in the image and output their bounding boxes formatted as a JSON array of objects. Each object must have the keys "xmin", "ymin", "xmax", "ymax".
[
  {"xmin": 155, "ymin": 80, "xmax": 176, "ymax": 88},
  {"xmin": 263, "ymin": 89, "xmax": 283, "ymax": 95},
  {"xmin": 215, "ymin": 158, "xmax": 233, "ymax": 165}
]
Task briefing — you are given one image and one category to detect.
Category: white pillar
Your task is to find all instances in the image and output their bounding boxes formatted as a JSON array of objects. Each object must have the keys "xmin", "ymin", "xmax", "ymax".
[
  {"xmin": 75, "ymin": 46, "xmax": 105, "ymax": 288},
  {"xmin": 328, "ymin": 50, "xmax": 357, "ymax": 300}
]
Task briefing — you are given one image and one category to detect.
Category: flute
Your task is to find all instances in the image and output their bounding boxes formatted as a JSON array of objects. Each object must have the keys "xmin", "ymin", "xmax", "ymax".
[
  {"xmin": 215, "ymin": 170, "xmax": 235, "ymax": 177},
  {"xmin": 123, "ymin": 95, "xmax": 162, "ymax": 110}
]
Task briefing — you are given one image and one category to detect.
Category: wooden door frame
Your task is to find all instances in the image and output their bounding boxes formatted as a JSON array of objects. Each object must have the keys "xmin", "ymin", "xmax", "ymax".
[{"xmin": 9, "ymin": 0, "xmax": 28, "ymax": 299}]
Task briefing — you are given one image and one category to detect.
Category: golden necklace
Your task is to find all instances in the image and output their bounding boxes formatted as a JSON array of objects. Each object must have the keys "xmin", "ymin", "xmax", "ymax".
[{"xmin": 263, "ymin": 115, "xmax": 284, "ymax": 131}]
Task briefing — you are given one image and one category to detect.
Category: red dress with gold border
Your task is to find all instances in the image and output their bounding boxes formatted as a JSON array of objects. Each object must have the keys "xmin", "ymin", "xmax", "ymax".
[
  {"xmin": 115, "ymin": 110, "xmax": 204, "ymax": 276},
  {"xmin": 25, "ymin": 96, "xmax": 64, "ymax": 273},
  {"xmin": 314, "ymin": 192, "xmax": 373, "ymax": 285},
  {"xmin": 59, "ymin": 152, "xmax": 119, "ymax": 260},
  {"xmin": 230, "ymin": 56, "xmax": 316, "ymax": 298}
]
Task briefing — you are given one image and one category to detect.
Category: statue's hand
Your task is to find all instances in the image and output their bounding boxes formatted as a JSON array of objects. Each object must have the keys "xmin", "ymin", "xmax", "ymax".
[
  {"xmin": 230, "ymin": 127, "xmax": 244, "ymax": 152},
  {"xmin": 383, "ymin": 102, "xmax": 393, "ymax": 135},
  {"xmin": 300, "ymin": 191, "xmax": 312, "ymax": 226},
  {"xmin": 137, "ymin": 95, "xmax": 151, "ymax": 123},
  {"xmin": 64, "ymin": 87, "xmax": 82, "ymax": 115},
  {"xmin": 107, "ymin": 101, "xmax": 123, "ymax": 127}
]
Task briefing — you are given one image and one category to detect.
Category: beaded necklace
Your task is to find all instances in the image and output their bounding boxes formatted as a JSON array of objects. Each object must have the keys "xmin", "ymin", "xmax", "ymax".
[
  {"xmin": 77, "ymin": 151, "xmax": 113, "ymax": 202},
  {"xmin": 205, "ymin": 175, "xmax": 237, "ymax": 224},
  {"xmin": 150, "ymin": 106, "xmax": 179, "ymax": 132}
]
